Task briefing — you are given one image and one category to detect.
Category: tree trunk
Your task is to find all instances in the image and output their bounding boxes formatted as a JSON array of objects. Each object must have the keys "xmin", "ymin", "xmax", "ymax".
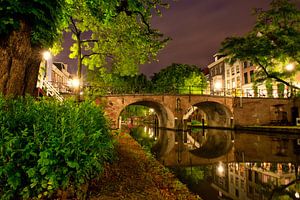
[{"xmin": 0, "ymin": 21, "xmax": 41, "ymax": 97}]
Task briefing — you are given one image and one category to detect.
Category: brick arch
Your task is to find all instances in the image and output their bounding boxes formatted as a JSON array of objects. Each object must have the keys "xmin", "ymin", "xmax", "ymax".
[
  {"xmin": 125, "ymin": 100, "xmax": 175, "ymax": 129},
  {"xmin": 100, "ymin": 96, "xmax": 176, "ymax": 129},
  {"xmin": 185, "ymin": 101, "xmax": 233, "ymax": 127}
]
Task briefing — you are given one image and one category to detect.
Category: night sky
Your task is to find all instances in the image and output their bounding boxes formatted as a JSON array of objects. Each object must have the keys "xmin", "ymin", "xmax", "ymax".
[{"xmin": 54, "ymin": 0, "xmax": 299, "ymax": 77}]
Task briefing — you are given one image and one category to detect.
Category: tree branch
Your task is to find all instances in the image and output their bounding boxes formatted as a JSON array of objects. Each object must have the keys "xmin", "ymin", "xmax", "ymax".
[
  {"xmin": 268, "ymin": 178, "xmax": 300, "ymax": 200},
  {"xmin": 80, "ymin": 39, "xmax": 99, "ymax": 43},
  {"xmin": 81, "ymin": 52, "xmax": 113, "ymax": 61},
  {"xmin": 70, "ymin": 17, "xmax": 81, "ymax": 36},
  {"xmin": 255, "ymin": 59, "xmax": 300, "ymax": 90}
]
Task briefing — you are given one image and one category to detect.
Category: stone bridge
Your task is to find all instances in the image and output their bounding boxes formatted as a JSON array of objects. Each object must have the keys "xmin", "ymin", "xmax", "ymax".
[{"xmin": 96, "ymin": 94, "xmax": 299, "ymax": 129}]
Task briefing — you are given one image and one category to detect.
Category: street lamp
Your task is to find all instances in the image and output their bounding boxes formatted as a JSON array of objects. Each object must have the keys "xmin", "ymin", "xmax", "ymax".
[
  {"xmin": 43, "ymin": 51, "xmax": 51, "ymax": 61},
  {"xmin": 42, "ymin": 51, "xmax": 52, "ymax": 81},
  {"xmin": 286, "ymin": 63, "xmax": 295, "ymax": 72},
  {"xmin": 285, "ymin": 63, "xmax": 295, "ymax": 97},
  {"xmin": 71, "ymin": 78, "xmax": 80, "ymax": 89}
]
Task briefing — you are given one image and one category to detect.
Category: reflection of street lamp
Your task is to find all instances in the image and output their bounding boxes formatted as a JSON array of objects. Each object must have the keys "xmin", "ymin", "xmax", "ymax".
[{"xmin": 217, "ymin": 162, "xmax": 225, "ymax": 177}]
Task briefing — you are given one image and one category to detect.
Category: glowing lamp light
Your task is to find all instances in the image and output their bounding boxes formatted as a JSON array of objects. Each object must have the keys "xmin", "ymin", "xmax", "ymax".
[
  {"xmin": 217, "ymin": 163, "xmax": 225, "ymax": 174},
  {"xmin": 43, "ymin": 51, "xmax": 51, "ymax": 60},
  {"xmin": 295, "ymin": 192, "xmax": 300, "ymax": 199},
  {"xmin": 149, "ymin": 108, "xmax": 154, "ymax": 113},
  {"xmin": 71, "ymin": 78, "xmax": 80, "ymax": 88},
  {"xmin": 214, "ymin": 81, "xmax": 222, "ymax": 91},
  {"xmin": 286, "ymin": 63, "xmax": 295, "ymax": 72}
]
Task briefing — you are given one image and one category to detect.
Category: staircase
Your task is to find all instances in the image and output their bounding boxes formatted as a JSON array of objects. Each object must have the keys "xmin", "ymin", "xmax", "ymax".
[{"xmin": 43, "ymin": 80, "xmax": 64, "ymax": 102}]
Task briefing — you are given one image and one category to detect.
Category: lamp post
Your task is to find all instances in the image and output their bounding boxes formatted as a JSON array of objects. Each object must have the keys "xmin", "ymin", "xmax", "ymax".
[
  {"xmin": 42, "ymin": 51, "xmax": 51, "ymax": 82},
  {"xmin": 285, "ymin": 63, "xmax": 295, "ymax": 97}
]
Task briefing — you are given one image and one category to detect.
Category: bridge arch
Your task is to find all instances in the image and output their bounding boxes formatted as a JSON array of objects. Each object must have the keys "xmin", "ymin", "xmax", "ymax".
[
  {"xmin": 185, "ymin": 101, "xmax": 233, "ymax": 127},
  {"xmin": 117, "ymin": 99, "xmax": 175, "ymax": 129}
]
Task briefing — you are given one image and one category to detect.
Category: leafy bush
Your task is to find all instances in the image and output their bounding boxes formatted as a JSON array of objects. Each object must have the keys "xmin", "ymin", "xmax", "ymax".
[{"xmin": 0, "ymin": 96, "xmax": 115, "ymax": 199}]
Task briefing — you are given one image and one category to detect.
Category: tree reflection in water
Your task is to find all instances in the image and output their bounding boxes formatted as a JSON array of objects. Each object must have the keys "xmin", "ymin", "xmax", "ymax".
[{"xmin": 128, "ymin": 125, "xmax": 300, "ymax": 200}]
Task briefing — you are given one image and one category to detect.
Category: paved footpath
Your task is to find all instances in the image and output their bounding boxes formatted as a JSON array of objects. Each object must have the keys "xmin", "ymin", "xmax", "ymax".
[{"xmin": 89, "ymin": 133, "xmax": 201, "ymax": 200}]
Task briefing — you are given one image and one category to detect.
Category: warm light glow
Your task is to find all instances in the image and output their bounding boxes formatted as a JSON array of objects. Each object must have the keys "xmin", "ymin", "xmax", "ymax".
[
  {"xmin": 295, "ymin": 192, "xmax": 300, "ymax": 199},
  {"xmin": 214, "ymin": 80, "xmax": 222, "ymax": 91},
  {"xmin": 43, "ymin": 51, "xmax": 51, "ymax": 60},
  {"xmin": 286, "ymin": 63, "xmax": 295, "ymax": 72},
  {"xmin": 217, "ymin": 163, "xmax": 225, "ymax": 175},
  {"xmin": 71, "ymin": 78, "xmax": 80, "ymax": 88},
  {"xmin": 149, "ymin": 108, "xmax": 154, "ymax": 113}
]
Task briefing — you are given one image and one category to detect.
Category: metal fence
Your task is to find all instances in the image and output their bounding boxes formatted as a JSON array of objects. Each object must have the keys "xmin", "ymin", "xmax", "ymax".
[
  {"xmin": 82, "ymin": 85, "xmax": 298, "ymax": 98},
  {"xmin": 39, "ymin": 81, "xmax": 298, "ymax": 99}
]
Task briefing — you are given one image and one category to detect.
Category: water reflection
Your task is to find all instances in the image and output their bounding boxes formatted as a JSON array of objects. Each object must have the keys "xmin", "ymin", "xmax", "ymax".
[{"xmin": 131, "ymin": 125, "xmax": 300, "ymax": 200}]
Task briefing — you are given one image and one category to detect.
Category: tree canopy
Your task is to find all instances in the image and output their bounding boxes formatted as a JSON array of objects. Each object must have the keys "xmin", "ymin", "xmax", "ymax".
[
  {"xmin": 0, "ymin": 0, "xmax": 169, "ymax": 96},
  {"xmin": 65, "ymin": 0, "xmax": 169, "ymax": 83},
  {"xmin": 151, "ymin": 63, "xmax": 208, "ymax": 94},
  {"xmin": 219, "ymin": 0, "xmax": 300, "ymax": 88},
  {"xmin": 0, "ymin": 0, "xmax": 65, "ymax": 47}
]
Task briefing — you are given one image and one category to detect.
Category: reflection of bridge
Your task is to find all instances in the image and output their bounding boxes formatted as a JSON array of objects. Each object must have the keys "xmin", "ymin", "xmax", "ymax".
[
  {"xmin": 153, "ymin": 129, "xmax": 300, "ymax": 167},
  {"xmin": 96, "ymin": 94, "xmax": 298, "ymax": 129}
]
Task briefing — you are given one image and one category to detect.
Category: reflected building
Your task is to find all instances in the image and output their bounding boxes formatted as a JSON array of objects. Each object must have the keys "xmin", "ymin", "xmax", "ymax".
[{"xmin": 212, "ymin": 162, "xmax": 296, "ymax": 200}]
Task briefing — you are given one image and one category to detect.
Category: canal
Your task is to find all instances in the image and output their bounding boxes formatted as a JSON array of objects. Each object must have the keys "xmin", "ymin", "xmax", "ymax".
[{"xmin": 128, "ymin": 125, "xmax": 300, "ymax": 200}]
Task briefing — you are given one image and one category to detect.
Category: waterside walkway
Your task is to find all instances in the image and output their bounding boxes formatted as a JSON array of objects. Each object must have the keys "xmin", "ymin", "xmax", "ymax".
[{"xmin": 90, "ymin": 132, "xmax": 200, "ymax": 200}]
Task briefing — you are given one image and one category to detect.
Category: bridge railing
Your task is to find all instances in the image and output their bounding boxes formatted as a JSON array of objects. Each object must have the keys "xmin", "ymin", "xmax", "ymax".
[{"xmin": 82, "ymin": 85, "xmax": 297, "ymax": 98}]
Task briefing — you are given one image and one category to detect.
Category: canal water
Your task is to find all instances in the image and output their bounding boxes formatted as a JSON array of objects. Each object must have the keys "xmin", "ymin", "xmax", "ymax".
[{"xmin": 129, "ymin": 125, "xmax": 300, "ymax": 200}]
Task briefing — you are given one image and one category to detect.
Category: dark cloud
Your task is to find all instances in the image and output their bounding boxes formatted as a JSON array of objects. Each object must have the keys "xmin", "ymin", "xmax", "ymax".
[{"xmin": 140, "ymin": 0, "xmax": 275, "ymax": 77}]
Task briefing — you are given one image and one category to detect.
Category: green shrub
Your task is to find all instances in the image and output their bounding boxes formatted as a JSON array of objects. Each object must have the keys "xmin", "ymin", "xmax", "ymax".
[{"xmin": 0, "ymin": 96, "xmax": 115, "ymax": 199}]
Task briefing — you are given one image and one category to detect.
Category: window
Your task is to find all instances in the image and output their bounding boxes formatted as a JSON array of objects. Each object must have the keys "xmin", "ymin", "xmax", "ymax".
[
  {"xmin": 235, "ymin": 189, "xmax": 239, "ymax": 197},
  {"xmin": 226, "ymin": 69, "xmax": 230, "ymax": 77},
  {"xmin": 250, "ymin": 70, "xmax": 254, "ymax": 82},
  {"xmin": 243, "ymin": 61, "xmax": 248, "ymax": 68},
  {"xmin": 232, "ymin": 78, "xmax": 236, "ymax": 88},
  {"xmin": 230, "ymin": 175, "xmax": 234, "ymax": 183},
  {"xmin": 237, "ymin": 77, "xmax": 241, "ymax": 88},
  {"xmin": 241, "ymin": 179, "xmax": 245, "ymax": 190},
  {"xmin": 248, "ymin": 170, "xmax": 252, "ymax": 181},
  {"xmin": 236, "ymin": 65, "xmax": 240, "ymax": 73},
  {"xmin": 235, "ymin": 177, "xmax": 239, "ymax": 186},
  {"xmin": 231, "ymin": 67, "xmax": 235, "ymax": 75},
  {"xmin": 227, "ymin": 80, "xmax": 230, "ymax": 89},
  {"xmin": 244, "ymin": 73, "xmax": 248, "ymax": 84}
]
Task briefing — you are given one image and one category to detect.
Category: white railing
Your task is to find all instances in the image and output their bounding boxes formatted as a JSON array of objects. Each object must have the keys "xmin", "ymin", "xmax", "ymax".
[{"xmin": 43, "ymin": 80, "xmax": 64, "ymax": 102}]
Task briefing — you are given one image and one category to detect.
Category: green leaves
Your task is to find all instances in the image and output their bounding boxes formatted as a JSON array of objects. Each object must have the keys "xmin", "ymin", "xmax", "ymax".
[
  {"xmin": 151, "ymin": 63, "xmax": 208, "ymax": 94},
  {"xmin": 220, "ymin": 0, "xmax": 300, "ymax": 87},
  {"xmin": 0, "ymin": 96, "xmax": 115, "ymax": 199}
]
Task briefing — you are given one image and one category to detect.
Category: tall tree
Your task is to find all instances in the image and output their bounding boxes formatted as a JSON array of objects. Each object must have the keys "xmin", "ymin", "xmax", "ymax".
[
  {"xmin": 66, "ymin": 0, "xmax": 169, "ymax": 87},
  {"xmin": 151, "ymin": 63, "xmax": 208, "ymax": 94},
  {"xmin": 0, "ymin": 1, "xmax": 65, "ymax": 97},
  {"xmin": 220, "ymin": 0, "xmax": 300, "ymax": 89},
  {"xmin": 0, "ymin": 0, "xmax": 169, "ymax": 97}
]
